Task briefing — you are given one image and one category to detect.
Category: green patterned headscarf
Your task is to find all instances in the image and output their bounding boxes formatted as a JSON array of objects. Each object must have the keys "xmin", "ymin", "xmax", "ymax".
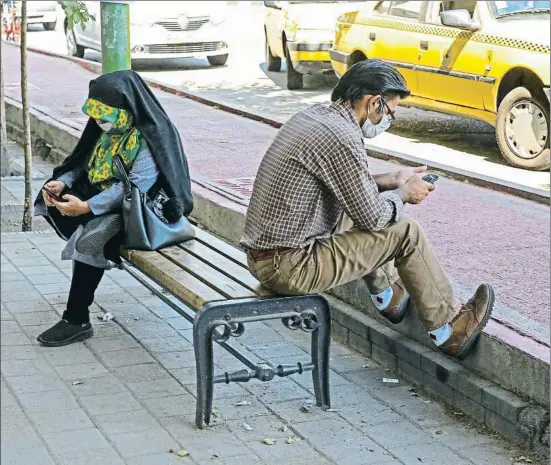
[{"xmin": 82, "ymin": 98, "xmax": 146, "ymax": 190}]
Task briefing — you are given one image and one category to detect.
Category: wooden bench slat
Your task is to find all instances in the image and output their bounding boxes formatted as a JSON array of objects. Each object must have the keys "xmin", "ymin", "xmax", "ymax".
[
  {"xmin": 192, "ymin": 227, "xmax": 249, "ymax": 268},
  {"xmin": 160, "ymin": 246, "xmax": 258, "ymax": 300},
  {"xmin": 179, "ymin": 241, "xmax": 271, "ymax": 297},
  {"xmin": 123, "ymin": 249, "xmax": 226, "ymax": 310}
]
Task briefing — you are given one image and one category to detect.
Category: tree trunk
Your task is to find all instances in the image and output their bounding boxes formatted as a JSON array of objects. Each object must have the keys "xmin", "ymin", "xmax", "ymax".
[
  {"xmin": 0, "ymin": 3, "xmax": 11, "ymax": 177},
  {"xmin": 21, "ymin": 1, "xmax": 33, "ymax": 231}
]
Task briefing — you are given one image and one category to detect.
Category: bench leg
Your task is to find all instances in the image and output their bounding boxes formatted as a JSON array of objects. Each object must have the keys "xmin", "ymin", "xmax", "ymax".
[
  {"xmin": 310, "ymin": 298, "xmax": 331, "ymax": 409},
  {"xmin": 193, "ymin": 318, "xmax": 215, "ymax": 429}
]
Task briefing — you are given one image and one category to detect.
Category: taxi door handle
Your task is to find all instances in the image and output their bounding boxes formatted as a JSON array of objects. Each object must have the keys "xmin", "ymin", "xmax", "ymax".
[
  {"xmin": 369, "ymin": 32, "xmax": 376, "ymax": 41},
  {"xmin": 420, "ymin": 40, "xmax": 429, "ymax": 51}
]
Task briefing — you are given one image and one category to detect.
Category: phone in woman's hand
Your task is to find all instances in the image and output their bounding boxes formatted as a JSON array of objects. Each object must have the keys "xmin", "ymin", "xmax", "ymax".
[{"xmin": 42, "ymin": 186, "xmax": 64, "ymax": 203}]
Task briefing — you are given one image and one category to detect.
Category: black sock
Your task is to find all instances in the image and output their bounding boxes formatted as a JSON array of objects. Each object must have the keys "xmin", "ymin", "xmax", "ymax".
[{"xmin": 63, "ymin": 261, "xmax": 104, "ymax": 325}]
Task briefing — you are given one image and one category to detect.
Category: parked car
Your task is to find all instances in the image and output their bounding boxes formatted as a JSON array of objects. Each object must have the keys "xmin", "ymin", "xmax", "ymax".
[
  {"xmin": 11, "ymin": 1, "xmax": 58, "ymax": 30},
  {"xmin": 65, "ymin": 1, "xmax": 230, "ymax": 66},
  {"xmin": 331, "ymin": 0, "xmax": 550, "ymax": 170},
  {"xmin": 263, "ymin": 0, "xmax": 364, "ymax": 89}
]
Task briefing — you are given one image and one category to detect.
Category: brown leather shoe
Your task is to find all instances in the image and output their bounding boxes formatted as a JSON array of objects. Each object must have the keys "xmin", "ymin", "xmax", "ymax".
[
  {"xmin": 379, "ymin": 279, "xmax": 410, "ymax": 324},
  {"xmin": 439, "ymin": 284, "xmax": 495, "ymax": 360}
]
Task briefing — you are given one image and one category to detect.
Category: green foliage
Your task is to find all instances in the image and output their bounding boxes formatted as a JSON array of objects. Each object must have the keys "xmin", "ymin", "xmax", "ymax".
[{"xmin": 58, "ymin": 1, "xmax": 95, "ymax": 30}]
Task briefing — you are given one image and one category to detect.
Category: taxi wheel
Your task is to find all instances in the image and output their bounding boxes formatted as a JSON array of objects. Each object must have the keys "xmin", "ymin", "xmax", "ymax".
[
  {"xmin": 286, "ymin": 45, "xmax": 303, "ymax": 90},
  {"xmin": 496, "ymin": 86, "xmax": 550, "ymax": 170},
  {"xmin": 265, "ymin": 35, "xmax": 281, "ymax": 72}
]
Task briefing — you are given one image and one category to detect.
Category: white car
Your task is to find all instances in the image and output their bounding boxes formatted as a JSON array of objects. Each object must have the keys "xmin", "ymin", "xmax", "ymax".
[
  {"xmin": 12, "ymin": 1, "xmax": 58, "ymax": 30},
  {"xmin": 65, "ymin": 1, "xmax": 229, "ymax": 66}
]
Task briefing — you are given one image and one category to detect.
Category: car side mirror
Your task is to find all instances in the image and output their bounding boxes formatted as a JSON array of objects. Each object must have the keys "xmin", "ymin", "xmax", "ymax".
[
  {"xmin": 440, "ymin": 9, "xmax": 481, "ymax": 31},
  {"xmin": 264, "ymin": 1, "xmax": 282, "ymax": 9}
]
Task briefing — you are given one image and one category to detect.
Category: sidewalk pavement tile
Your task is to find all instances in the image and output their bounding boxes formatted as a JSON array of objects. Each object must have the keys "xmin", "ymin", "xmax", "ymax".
[
  {"xmin": 96, "ymin": 347, "xmax": 157, "ymax": 368},
  {"xmin": 0, "ymin": 446, "xmax": 56, "ymax": 465},
  {"xmin": 153, "ymin": 350, "xmax": 196, "ymax": 370},
  {"xmin": 111, "ymin": 362, "xmax": 173, "ymax": 383},
  {"xmin": 84, "ymin": 334, "xmax": 141, "ymax": 353},
  {"xmin": 5, "ymin": 373, "xmax": 66, "ymax": 394},
  {"xmin": 53, "ymin": 361, "xmax": 109, "ymax": 380},
  {"xmin": 78, "ymin": 391, "xmax": 143, "ymax": 416},
  {"xmin": 16, "ymin": 388, "xmax": 80, "ymax": 412},
  {"xmin": 315, "ymin": 439, "xmax": 401, "ymax": 465},
  {"xmin": 13, "ymin": 310, "xmax": 60, "ymax": 327},
  {"xmin": 1, "ymin": 422, "xmax": 42, "ymax": 451},
  {"xmin": 3, "ymin": 299, "xmax": 52, "ymax": 314},
  {"xmin": 139, "ymin": 336, "xmax": 194, "ymax": 354},
  {"xmin": 142, "ymin": 393, "xmax": 198, "ymax": 418},
  {"xmin": 125, "ymin": 377, "xmax": 190, "ymax": 400},
  {"xmin": 391, "ymin": 443, "xmax": 474, "ymax": 465},
  {"xmin": 245, "ymin": 439, "xmax": 333, "ymax": 465},
  {"xmin": 54, "ymin": 448, "xmax": 126, "ymax": 465},
  {"xmin": 68, "ymin": 374, "xmax": 128, "ymax": 397},
  {"xmin": 126, "ymin": 454, "xmax": 194, "ymax": 465},
  {"xmin": 39, "ymin": 345, "xmax": 98, "ymax": 366},
  {"xmin": 26, "ymin": 272, "xmax": 70, "ymax": 285},
  {"xmin": 1, "ymin": 358, "xmax": 56, "ymax": 377},
  {"xmin": 27, "ymin": 408, "xmax": 94, "ymax": 435},
  {"xmin": 93, "ymin": 409, "xmax": 161, "ymax": 435},
  {"xmin": 42, "ymin": 428, "xmax": 111, "ymax": 455},
  {"xmin": 109, "ymin": 428, "xmax": 180, "ymax": 458},
  {"xmin": 0, "ymin": 320, "xmax": 22, "ymax": 334},
  {"xmin": 182, "ymin": 431, "xmax": 248, "ymax": 461}
]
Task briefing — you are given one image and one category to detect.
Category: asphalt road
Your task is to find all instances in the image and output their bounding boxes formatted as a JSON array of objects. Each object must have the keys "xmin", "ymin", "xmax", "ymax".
[{"xmin": 21, "ymin": 3, "xmax": 548, "ymax": 189}]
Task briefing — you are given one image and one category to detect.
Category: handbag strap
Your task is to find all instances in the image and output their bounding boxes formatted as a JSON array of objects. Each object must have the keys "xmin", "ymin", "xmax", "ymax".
[{"xmin": 113, "ymin": 156, "xmax": 132, "ymax": 197}]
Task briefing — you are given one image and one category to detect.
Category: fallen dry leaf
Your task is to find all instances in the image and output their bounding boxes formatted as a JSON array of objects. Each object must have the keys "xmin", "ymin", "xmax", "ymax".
[
  {"xmin": 169, "ymin": 448, "xmax": 175, "ymax": 453},
  {"xmin": 242, "ymin": 422, "xmax": 253, "ymax": 431},
  {"xmin": 211, "ymin": 408, "xmax": 220, "ymax": 417},
  {"xmin": 177, "ymin": 449, "xmax": 189, "ymax": 457},
  {"xmin": 263, "ymin": 438, "xmax": 275, "ymax": 445},
  {"xmin": 453, "ymin": 412, "xmax": 464, "ymax": 416},
  {"xmin": 278, "ymin": 425, "xmax": 288, "ymax": 433},
  {"xmin": 71, "ymin": 380, "xmax": 83, "ymax": 386},
  {"xmin": 382, "ymin": 378, "xmax": 399, "ymax": 384},
  {"xmin": 286, "ymin": 436, "xmax": 297, "ymax": 444}
]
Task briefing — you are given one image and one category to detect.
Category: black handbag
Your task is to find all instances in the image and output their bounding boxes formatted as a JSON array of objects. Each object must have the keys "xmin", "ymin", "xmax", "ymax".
[{"xmin": 113, "ymin": 156, "xmax": 195, "ymax": 251}]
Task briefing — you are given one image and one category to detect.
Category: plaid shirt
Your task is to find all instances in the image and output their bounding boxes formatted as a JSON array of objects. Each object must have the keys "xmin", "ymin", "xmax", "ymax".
[{"xmin": 240, "ymin": 101, "xmax": 404, "ymax": 251}]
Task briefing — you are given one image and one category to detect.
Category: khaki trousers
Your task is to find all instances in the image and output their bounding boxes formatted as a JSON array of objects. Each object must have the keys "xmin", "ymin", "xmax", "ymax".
[{"xmin": 247, "ymin": 215, "xmax": 460, "ymax": 331}]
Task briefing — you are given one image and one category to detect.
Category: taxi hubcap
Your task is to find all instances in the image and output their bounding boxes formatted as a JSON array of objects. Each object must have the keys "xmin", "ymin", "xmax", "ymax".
[{"xmin": 505, "ymin": 99, "xmax": 548, "ymax": 160}]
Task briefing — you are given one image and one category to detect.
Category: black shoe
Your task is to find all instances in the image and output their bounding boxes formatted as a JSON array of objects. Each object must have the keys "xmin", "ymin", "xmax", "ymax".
[
  {"xmin": 75, "ymin": 214, "xmax": 121, "ymax": 255},
  {"xmin": 37, "ymin": 320, "xmax": 94, "ymax": 347}
]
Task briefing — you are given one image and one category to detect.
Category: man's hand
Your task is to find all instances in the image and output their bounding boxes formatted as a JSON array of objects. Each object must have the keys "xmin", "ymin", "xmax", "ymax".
[
  {"xmin": 42, "ymin": 180, "xmax": 66, "ymax": 207},
  {"xmin": 394, "ymin": 166, "xmax": 428, "ymax": 188},
  {"xmin": 52, "ymin": 195, "xmax": 91, "ymax": 217},
  {"xmin": 395, "ymin": 175, "xmax": 435, "ymax": 205}
]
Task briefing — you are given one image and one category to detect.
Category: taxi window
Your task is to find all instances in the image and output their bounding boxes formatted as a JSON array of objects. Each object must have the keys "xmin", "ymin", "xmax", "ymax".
[
  {"xmin": 374, "ymin": 1, "xmax": 423, "ymax": 19},
  {"xmin": 438, "ymin": 1, "xmax": 478, "ymax": 19}
]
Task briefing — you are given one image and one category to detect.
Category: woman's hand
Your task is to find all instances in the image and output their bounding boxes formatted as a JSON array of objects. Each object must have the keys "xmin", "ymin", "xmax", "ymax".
[
  {"xmin": 52, "ymin": 195, "xmax": 91, "ymax": 217},
  {"xmin": 42, "ymin": 180, "xmax": 65, "ymax": 207}
]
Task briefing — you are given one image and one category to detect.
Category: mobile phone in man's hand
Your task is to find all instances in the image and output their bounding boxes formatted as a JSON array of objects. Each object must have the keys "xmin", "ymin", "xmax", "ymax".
[
  {"xmin": 422, "ymin": 174, "xmax": 439, "ymax": 184},
  {"xmin": 42, "ymin": 186, "xmax": 64, "ymax": 203}
]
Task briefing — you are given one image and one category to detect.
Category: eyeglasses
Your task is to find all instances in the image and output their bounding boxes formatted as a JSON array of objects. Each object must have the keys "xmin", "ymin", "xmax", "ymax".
[{"xmin": 380, "ymin": 96, "xmax": 396, "ymax": 122}]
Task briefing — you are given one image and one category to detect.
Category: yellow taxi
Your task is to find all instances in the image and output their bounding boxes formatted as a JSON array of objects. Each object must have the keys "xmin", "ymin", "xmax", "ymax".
[
  {"xmin": 330, "ymin": 1, "xmax": 550, "ymax": 170},
  {"xmin": 264, "ymin": 1, "xmax": 364, "ymax": 89}
]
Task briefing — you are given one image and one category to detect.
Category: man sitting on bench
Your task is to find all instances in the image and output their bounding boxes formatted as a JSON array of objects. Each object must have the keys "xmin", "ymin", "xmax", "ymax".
[{"xmin": 240, "ymin": 60, "xmax": 494, "ymax": 360}]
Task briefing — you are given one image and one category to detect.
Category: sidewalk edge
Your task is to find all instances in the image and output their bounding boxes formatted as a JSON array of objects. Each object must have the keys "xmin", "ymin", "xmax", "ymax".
[{"xmin": 17, "ymin": 43, "xmax": 550, "ymax": 205}]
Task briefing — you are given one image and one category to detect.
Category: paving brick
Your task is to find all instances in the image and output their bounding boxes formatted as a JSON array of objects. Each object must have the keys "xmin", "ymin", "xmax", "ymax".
[
  {"xmin": 26, "ymin": 272, "xmax": 69, "ymax": 285},
  {"xmin": 13, "ymin": 310, "xmax": 60, "ymax": 327},
  {"xmin": 3, "ymin": 299, "xmax": 52, "ymax": 314},
  {"xmin": 419, "ymin": 350, "xmax": 462, "ymax": 384},
  {"xmin": 245, "ymin": 378, "xmax": 311, "ymax": 405},
  {"xmin": 142, "ymin": 393, "xmax": 199, "ymax": 418},
  {"xmin": 482, "ymin": 385, "xmax": 529, "ymax": 424},
  {"xmin": 330, "ymin": 322, "xmax": 349, "ymax": 345},
  {"xmin": 15, "ymin": 265, "xmax": 58, "ymax": 276},
  {"xmin": 126, "ymin": 453, "xmax": 194, "ymax": 465},
  {"xmin": 423, "ymin": 372, "xmax": 455, "ymax": 404},
  {"xmin": 458, "ymin": 443, "xmax": 519, "ymax": 465},
  {"xmin": 0, "ymin": 271, "xmax": 26, "ymax": 282},
  {"xmin": 27, "ymin": 408, "xmax": 94, "ymax": 434},
  {"xmin": 293, "ymin": 418, "xmax": 364, "ymax": 446},
  {"xmin": 365, "ymin": 420, "xmax": 434, "ymax": 449},
  {"xmin": 94, "ymin": 409, "xmax": 161, "ymax": 435},
  {"xmin": 392, "ymin": 442, "xmax": 473, "ymax": 465},
  {"xmin": 69, "ymin": 374, "xmax": 128, "ymax": 397},
  {"xmin": 371, "ymin": 344, "xmax": 397, "ymax": 372},
  {"xmin": 450, "ymin": 371, "xmax": 494, "ymax": 404},
  {"xmin": 154, "ymin": 350, "xmax": 196, "ymax": 369},
  {"xmin": 316, "ymin": 438, "xmax": 399, "ymax": 465},
  {"xmin": 96, "ymin": 347, "xmax": 156, "ymax": 368},
  {"xmin": 17, "ymin": 388, "xmax": 79, "ymax": 412},
  {"xmin": 139, "ymin": 336, "xmax": 193, "ymax": 354},
  {"xmin": 0, "ymin": 332, "xmax": 32, "ymax": 346},
  {"xmin": 5, "ymin": 373, "xmax": 65, "ymax": 394},
  {"xmin": 79, "ymin": 391, "xmax": 142, "ymax": 416},
  {"xmin": 0, "ymin": 279, "xmax": 35, "ymax": 291},
  {"xmin": 245, "ymin": 438, "xmax": 331, "ymax": 465},
  {"xmin": 53, "ymin": 362, "xmax": 109, "ymax": 380},
  {"xmin": 39, "ymin": 346, "xmax": 98, "ymax": 366},
  {"xmin": 368, "ymin": 323, "xmax": 401, "ymax": 354},
  {"xmin": 185, "ymin": 380, "xmax": 251, "ymax": 400},
  {"xmin": 112, "ymin": 363, "xmax": 172, "ymax": 383},
  {"xmin": 0, "ymin": 422, "xmax": 42, "ymax": 451},
  {"xmin": 397, "ymin": 358, "xmax": 423, "ymax": 385},
  {"xmin": 0, "ymin": 446, "xmax": 56, "ymax": 465},
  {"xmin": 485, "ymin": 409, "xmax": 528, "ymax": 445},
  {"xmin": 126, "ymin": 378, "xmax": 190, "ymax": 400},
  {"xmin": 55, "ymin": 448, "xmax": 126, "ymax": 465},
  {"xmin": 42, "ymin": 428, "xmax": 110, "ymax": 455},
  {"xmin": 91, "ymin": 321, "xmax": 128, "ymax": 339},
  {"xmin": 1, "ymin": 345, "xmax": 40, "ymax": 361},
  {"xmin": 125, "ymin": 321, "xmax": 181, "ymax": 340},
  {"xmin": 34, "ymin": 282, "xmax": 72, "ymax": 295},
  {"xmin": 1, "ymin": 358, "xmax": 55, "ymax": 377},
  {"xmin": 110, "ymin": 428, "xmax": 179, "ymax": 458},
  {"xmin": 0, "ymin": 320, "xmax": 22, "ymax": 334},
  {"xmin": 329, "ymin": 354, "xmax": 376, "ymax": 374}
]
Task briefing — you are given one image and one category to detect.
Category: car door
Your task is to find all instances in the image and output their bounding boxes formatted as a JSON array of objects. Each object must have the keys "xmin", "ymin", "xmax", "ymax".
[
  {"xmin": 415, "ymin": 0, "xmax": 487, "ymax": 109},
  {"xmin": 366, "ymin": 1, "xmax": 430, "ymax": 95},
  {"xmin": 73, "ymin": 1, "xmax": 100, "ymax": 50}
]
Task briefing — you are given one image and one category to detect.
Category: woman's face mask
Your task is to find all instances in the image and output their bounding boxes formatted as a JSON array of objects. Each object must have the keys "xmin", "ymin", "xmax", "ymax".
[{"xmin": 96, "ymin": 120, "xmax": 113, "ymax": 133}]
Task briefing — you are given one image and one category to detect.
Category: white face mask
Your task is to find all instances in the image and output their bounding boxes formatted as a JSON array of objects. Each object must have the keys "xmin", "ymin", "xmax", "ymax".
[
  {"xmin": 96, "ymin": 120, "xmax": 113, "ymax": 132},
  {"xmin": 361, "ymin": 114, "xmax": 391, "ymax": 138}
]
